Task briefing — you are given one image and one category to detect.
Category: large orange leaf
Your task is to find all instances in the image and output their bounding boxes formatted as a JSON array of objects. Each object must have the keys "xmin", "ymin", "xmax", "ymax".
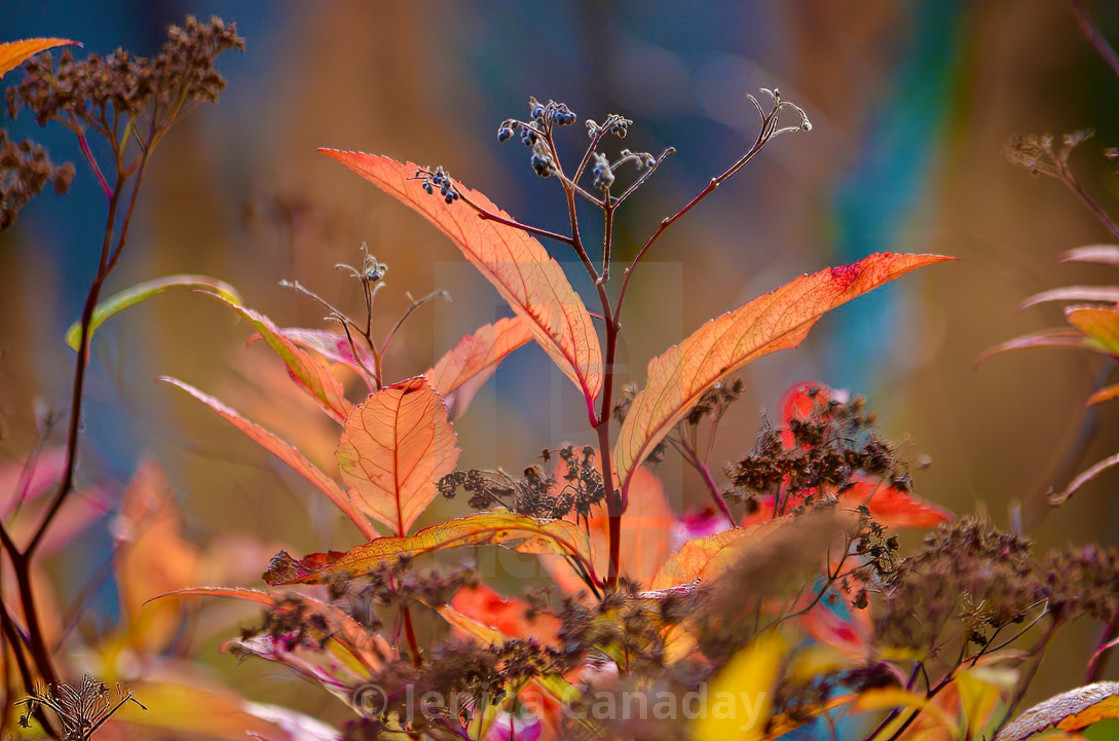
[
  {"xmin": 337, "ymin": 377, "xmax": 459, "ymax": 535},
  {"xmin": 428, "ymin": 316, "xmax": 534, "ymax": 417},
  {"xmin": 263, "ymin": 512, "xmax": 593, "ymax": 585},
  {"xmin": 614, "ymin": 253, "xmax": 952, "ymax": 487},
  {"xmin": 204, "ymin": 292, "xmax": 352, "ymax": 423},
  {"xmin": 0, "ymin": 38, "xmax": 77, "ymax": 78},
  {"xmin": 322, "ymin": 150, "xmax": 603, "ymax": 417},
  {"xmin": 161, "ymin": 377, "xmax": 376, "ymax": 539}
]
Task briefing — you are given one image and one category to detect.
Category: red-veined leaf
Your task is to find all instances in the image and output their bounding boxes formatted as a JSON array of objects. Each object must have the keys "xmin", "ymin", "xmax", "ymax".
[
  {"xmin": 322, "ymin": 150, "xmax": 603, "ymax": 417},
  {"xmin": 1065, "ymin": 306, "xmax": 1119, "ymax": 355},
  {"xmin": 271, "ymin": 327, "xmax": 376, "ymax": 389},
  {"xmin": 1059, "ymin": 244, "xmax": 1119, "ymax": 267},
  {"xmin": 204, "ymin": 291, "xmax": 352, "ymax": 423},
  {"xmin": 976, "ymin": 329, "xmax": 1097, "ymax": 366},
  {"xmin": 427, "ymin": 316, "xmax": 533, "ymax": 416},
  {"xmin": 1051, "ymin": 452, "xmax": 1119, "ymax": 505},
  {"xmin": 614, "ymin": 253, "xmax": 952, "ymax": 486},
  {"xmin": 1019, "ymin": 286, "xmax": 1119, "ymax": 309},
  {"xmin": 65, "ymin": 274, "xmax": 243, "ymax": 350},
  {"xmin": 263, "ymin": 512, "xmax": 593, "ymax": 586},
  {"xmin": 337, "ymin": 377, "xmax": 459, "ymax": 536},
  {"xmin": 160, "ymin": 377, "xmax": 375, "ymax": 539},
  {"xmin": 1087, "ymin": 383, "xmax": 1119, "ymax": 407},
  {"xmin": 0, "ymin": 38, "xmax": 77, "ymax": 78},
  {"xmin": 996, "ymin": 682, "xmax": 1119, "ymax": 741}
]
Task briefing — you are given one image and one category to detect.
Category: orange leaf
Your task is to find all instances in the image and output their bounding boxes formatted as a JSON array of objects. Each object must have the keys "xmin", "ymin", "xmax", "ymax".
[
  {"xmin": 449, "ymin": 584, "xmax": 562, "ymax": 646},
  {"xmin": 650, "ymin": 517, "xmax": 791, "ymax": 590},
  {"xmin": 1065, "ymin": 305, "xmax": 1119, "ymax": 356},
  {"xmin": 0, "ymin": 38, "xmax": 77, "ymax": 78},
  {"xmin": 161, "ymin": 377, "xmax": 375, "ymax": 539},
  {"xmin": 114, "ymin": 461, "xmax": 201, "ymax": 654},
  {"xmin": 427, "ymin": 316, "xmax": 534, "ymax": 418},
  {"xmin": 835, "ymin": 479, "xmax": 951, "ymax": 528},
  {"xmin": 322, "ymin": 150, "xmax": 603, "ymax": 417},
  {"xmin": 1086, "ymin": 383, "xmax": 1119, "ymax": 407},
  {"xmin": 204, "ymin": 292, "xmax": 352, "ymax": 423},
  {"xmin": 614, "ymin": 253, "xmax": 953, "ymax": 487},
  {"xmin": 263, "ymin": 512, "xmax": 592, "ymax": 585},
  {"xmin": 996, "ymin": 681, "xmax": 1119, "ymax": 741},
  {"xmin": 337, "ymin": 377, "xmax": 459, "ymax": 535}
]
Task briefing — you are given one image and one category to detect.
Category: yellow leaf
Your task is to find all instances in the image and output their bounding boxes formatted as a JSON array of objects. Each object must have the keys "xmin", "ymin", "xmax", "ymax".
[
  {"xmin": 0, "ymin": 38, "xmax": 77, "ymax": 78},
  {"xmin": 264, "ymin": 511, "xmax": 593, "ymax": 585},
  {"xmin": 691, "ymin": 632, "xmax": 785, "ymax": 741}
]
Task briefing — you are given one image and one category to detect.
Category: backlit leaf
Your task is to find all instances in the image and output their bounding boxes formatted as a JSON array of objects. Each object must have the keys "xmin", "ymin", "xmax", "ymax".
[
  {"xmin": 1065, "ymin": 306, "xmax": 1119, "ymax": 356},
  {"xmin": 1059, "ymin": 245, "xmax": 1119, "ymax": 267},
  {"xmin": 428, "ymin": 316, "xmax": 533, "ymax": 416},
  {"xmin": 204, "ymin": 292, "xmax": 352, "ymax": 423},
  {"xmin": 263, "ymin": 512, "xmax": 592, "ymax": 585},
  {"xmin": 114, "ymin": 461, "xmax": 200, "ymax": 654},
  {"xmin": 1086, "ymin": 383, "xmax": 1119, "ymax": 407},
  {"xmin": 322, "ymin": 150, "xmax": 603, "ymax": 417},
  {"xmin": 614, "ymin": 253, "xmax": 952, "ymax": 486},
  {"xmin": 976, "ymin": 330, "xmax": 1097, "ymax": 366},
  {"xmin": 65, "ymin": 274, "xmax": 243, "ymax": 350},
  {"xmin": 1052, "ymin": 452, "xmax": 1119, "ymax": 505},
  {"xmin": 996, "ymin": 681, "xmax": 1119, "ymax": 741},
  {"xmin": 447, "ymin": 584, "xmax": 562, "ymax": 646},
  {"xmin": 651, "ymin": 517, "xmax": 792, "ymax": 590},
  {"xmin": 0, "ymin": 38, "xmax": 77, "ymax": 78},
  {"xmin": 161, "ymin": 377, "xmax": 375, "ymax": 539},
  {"xmin": 163, "ymin": 587, "xmax": 393, "ymax": 702},
  {"xmin": 1019, "ymin": 286, "xmax": 1119, "ymax": 310},
  {"xmin": 337, "ymin": 377, "xmax": 459, "ymax": 535},
  {"xmin": 272, "ymin": 327, "xmax": 376, "ymax": 389},
  {"xmin": 691, "ymin": 632, "xmax": 785, "ymax": 741}
]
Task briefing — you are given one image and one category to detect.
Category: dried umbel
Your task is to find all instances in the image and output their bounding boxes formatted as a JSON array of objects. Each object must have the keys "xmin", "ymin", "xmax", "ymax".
[
  {"xmin": 0, "ymin": 129, "xmax": 73, "ymax": 229},
  {"xmin": 6, "ymin": 16, "xmax": 243, "ymax": 135}
]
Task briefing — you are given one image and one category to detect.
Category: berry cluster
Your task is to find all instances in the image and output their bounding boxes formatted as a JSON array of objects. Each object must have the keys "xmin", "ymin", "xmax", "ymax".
[{"xmin": 415, "ymin": 165, "xmax": 459, "ymax": 204}]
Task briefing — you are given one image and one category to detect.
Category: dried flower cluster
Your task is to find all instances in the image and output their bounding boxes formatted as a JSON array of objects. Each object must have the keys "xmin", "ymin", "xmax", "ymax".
[
  {"xmin": 7, "ymin": 16, "xmax": 243, "ymax": 140},
  {"xmin": 0, "ymin": 130, "xmax": 73, "ymax": 229}
]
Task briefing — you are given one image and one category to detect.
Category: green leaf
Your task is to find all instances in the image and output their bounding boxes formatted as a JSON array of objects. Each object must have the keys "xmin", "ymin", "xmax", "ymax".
[{"xmin": 65, "ymin": 274, "xmax": 242, "ymax": 350}]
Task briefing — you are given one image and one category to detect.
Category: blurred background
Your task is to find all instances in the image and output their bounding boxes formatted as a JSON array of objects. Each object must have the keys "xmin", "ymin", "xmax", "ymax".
[{"xmin": 2, "ymin": 0, "xmax": 1119, "ymax": 729}]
